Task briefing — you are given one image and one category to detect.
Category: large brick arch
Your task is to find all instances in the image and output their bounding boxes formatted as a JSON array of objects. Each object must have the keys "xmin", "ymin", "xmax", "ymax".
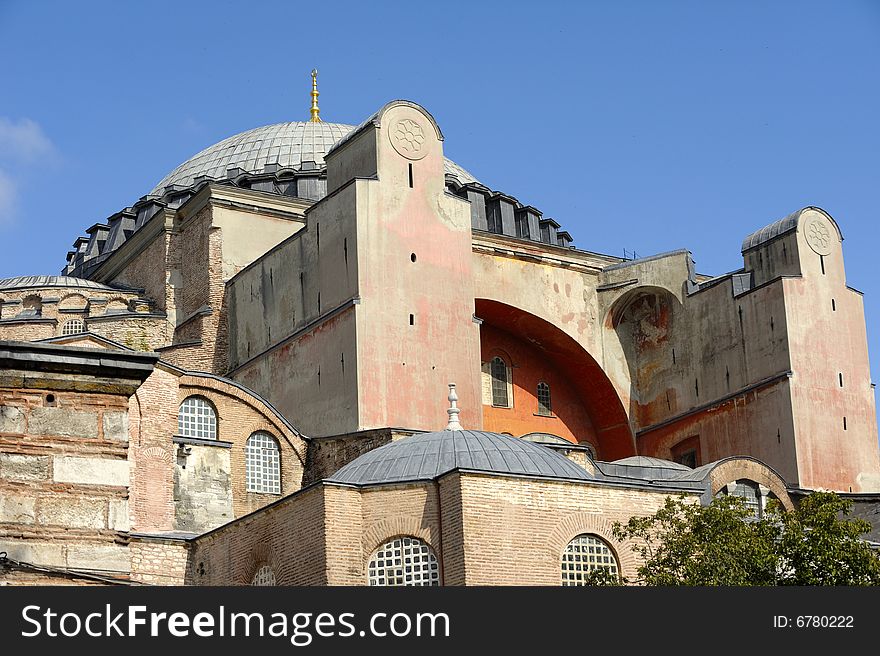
[
  {"xmin": 707, "ymin": 457, "xmax": 795, "ymax": 511},
  {"xmin": 548, "ymin": 512, "xmax": 641, "ymax": 583},
  {"xmin": 476, "ymin": 299, "xmax": 635, "ymax": 459}
]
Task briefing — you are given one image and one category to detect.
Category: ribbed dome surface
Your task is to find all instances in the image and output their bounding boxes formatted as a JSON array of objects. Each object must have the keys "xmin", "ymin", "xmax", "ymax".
[
  {"xmin": 328, "ymin": 430, "xmax": 592, "ymax": 485},
  {"xmin": 150, "ymin": 121, "xmax": 478, "ymax": 195}
]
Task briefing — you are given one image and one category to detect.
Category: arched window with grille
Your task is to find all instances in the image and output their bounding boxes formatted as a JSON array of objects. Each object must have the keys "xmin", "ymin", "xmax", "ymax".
[
  {"xmin": 368, "ymin": 536, "xmax": 440, "ymax": 586},
  {"xmin": 537, "ymin": 382, "xmax": 552, "ymax": 416},
  {"xmin": 561, "ymin": 534, "xmax": 619, "ymax": 585},
  {"xmin": 178, "ymin": 396, "xmax": 217, "ymax": 440},
  {"xmin": 250, "ymin": 565, "xmax": 276, "ymax": 586},
  {"xmin": 62, "ymin": 318, "xmax": 85, "ymax": 335},
  {"xmin": 246, "ymin": 431, "xmax": 281, "ymax": 494},
  {"xmin": 490, "ymin": 356, "xmax": 510, "ymax": 407},
  {"xmin": 717, "ymin": 479, "xmax": 765, "ymax": 520}
]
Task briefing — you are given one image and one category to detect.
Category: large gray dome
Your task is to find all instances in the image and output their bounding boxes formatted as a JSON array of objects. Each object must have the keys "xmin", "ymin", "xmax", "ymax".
[
  {"xmin": 150, "ymin": 121, "xmax": 479, "ymax": 196},
  {"xmin": 328, "ymin": 430, "xmax": 592, "ymax": 486}
]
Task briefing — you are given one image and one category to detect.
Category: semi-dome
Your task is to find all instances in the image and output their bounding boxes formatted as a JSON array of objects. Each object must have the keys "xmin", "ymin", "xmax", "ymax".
[
  {"xmin": 328, "ymin": 429, "xmax": 592, "ymax": 486},
  {"xmin": 150, "ymin": 121, "xmax": 479, "ymax": 196}
]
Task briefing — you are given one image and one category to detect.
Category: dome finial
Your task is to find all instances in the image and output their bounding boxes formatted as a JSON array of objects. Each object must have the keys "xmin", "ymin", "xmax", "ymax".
[
  {"xmin": 445, "ymin": 383, "xmax": 462, "ymax": 431},
  {"xmin": 309, "ymin": 69, "xmax": 322, "ymax": 123}
]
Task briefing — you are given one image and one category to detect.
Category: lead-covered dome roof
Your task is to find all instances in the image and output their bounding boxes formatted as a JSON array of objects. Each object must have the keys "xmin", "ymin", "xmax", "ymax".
[
  {"xmin": 328, "ymin": 429, "xmax": 592, "ymax": 486},
  {"xmin": 150, "ymin": 121, "xmax": 479, "ymax": 196}
]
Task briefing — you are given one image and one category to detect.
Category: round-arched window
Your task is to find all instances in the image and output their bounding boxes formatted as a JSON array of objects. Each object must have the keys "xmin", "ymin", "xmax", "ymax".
[
  {"xmin": 561, "ymin": 534, "xmax": 619, "ymax": 585},
  {"xmin": 178, "ymin": 396, "xmax": 217, "ymax": 440},
  {"xmin": 246, "ymin": 432, "xmax": 281, "ymax": 494},
  {"xmin": 368, "ymin": 536, "xmax": 440, "ymax": 586},
  {"xmin": 251, "ymin": 565, "xmax": 276, "ymax": 586}
]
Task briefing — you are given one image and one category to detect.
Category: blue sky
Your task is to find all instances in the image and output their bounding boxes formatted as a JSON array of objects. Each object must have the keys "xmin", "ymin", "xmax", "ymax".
[{"xmin": 1, "ymin": 1, "xmax": 878, "ymax": 407}]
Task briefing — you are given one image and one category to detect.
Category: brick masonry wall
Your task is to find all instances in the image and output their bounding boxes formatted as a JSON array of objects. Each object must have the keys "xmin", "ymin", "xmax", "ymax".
[
  {"xmin": 450, "ymin": 472, "xmax": 683, "ymax": 585},
  {"xmin": 0, "ymin": 386, "xmax": 133, "ymax": 579},
  {"xmin": 185, "ymin": 484, "xmax": 328, "ymax": 585}
]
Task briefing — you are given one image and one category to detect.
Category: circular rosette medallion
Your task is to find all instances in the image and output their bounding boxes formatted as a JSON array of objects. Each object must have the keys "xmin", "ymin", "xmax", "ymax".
[
  {"xmin": 389, "ymin": 116, "xmax": 429, "ymax": 160},
  {"xmin": 804, "ymin": 216, "xmax": 833, "ymax": 256}
]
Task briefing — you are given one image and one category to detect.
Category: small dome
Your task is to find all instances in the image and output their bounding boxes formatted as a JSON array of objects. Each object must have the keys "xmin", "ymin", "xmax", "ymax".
[
  {"xmin": 610, "ymin": 456, "xmax": 692, "ymax": 470},
  {"xmin": 328, "ymin": 430, "xmax": 592, "ymax": 485},
  {"xmin": 0, "ymin": 275, "xmax": 130, "ymax": 292},
  {"xmin": 150, "ymin": 121, "xmax": 479, "ymax": 196}
]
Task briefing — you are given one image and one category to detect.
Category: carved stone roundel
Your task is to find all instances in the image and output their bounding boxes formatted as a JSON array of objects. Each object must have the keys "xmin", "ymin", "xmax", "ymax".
[
  {"xmin": 805, "ymin": 216, "xmax": 832, "ymax": 256},
  {"xmin": 389, "ymin": 116, "xmax": 428, "ymax": 160}
]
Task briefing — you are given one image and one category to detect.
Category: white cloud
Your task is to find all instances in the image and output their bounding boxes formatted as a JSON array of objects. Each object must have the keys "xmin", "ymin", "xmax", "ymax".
[
  {"xmin": 0, "ymin": 169, "xmax": 17, "ymax": 226},
  {"xmin": 0, "ymin": 117, "xmax": 55, "ymax": 163}
]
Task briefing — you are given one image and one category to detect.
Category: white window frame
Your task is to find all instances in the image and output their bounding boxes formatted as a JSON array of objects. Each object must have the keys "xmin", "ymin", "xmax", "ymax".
[
  {"xmin": 246, "ymin": 431, "xmax": 281, "ymax": 494},
  {"xmin": 178, "ymin": 396, "xmax": 217, "ymax": 440},
  {"xmin": 62, "ymin": 318, "xmax": 86, "ymax": 335}
]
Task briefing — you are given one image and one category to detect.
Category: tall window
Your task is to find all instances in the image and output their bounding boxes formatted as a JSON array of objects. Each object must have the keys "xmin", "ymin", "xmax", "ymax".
[
  {"xmin": 537, "ymin": 382, "xmax": 552, "ymax": 416},
  {"xmin": 178, "ymin": 396, "xmax": 217, "ymax": 440},
  {"xmin": 251, "ymin": 565, "xmax": 276, "ymax": 586},
  {"xmin": 62, "ymin": 318, "xmax": 85, "ymax": 335},
  {"xmin": 368, "ymin": 536, "xmax": 440, "ymax": 586},
  {"xmin": 490, "ymin": 356, "xmax": 509, "ymax": 407},
  {"xmin": 561, "ymin": 534, "xmax": 619, "ymax": 585},
  {"xmin": 246, "ymin": 432, "xmax": 281, "ymax": 494}
]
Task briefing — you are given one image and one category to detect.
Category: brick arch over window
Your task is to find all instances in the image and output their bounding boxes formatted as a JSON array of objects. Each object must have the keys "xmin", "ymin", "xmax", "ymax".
[
  {"xmin": 362, "ymin": 517, "xmax": 440, "ymax": 573},
  {"xmin": 548, "ymin": 512, "xmax": 640, "ymax": 583},
  {"xmin": 476, "ymin": 299, "xmax": 635, "ymax": 459},
  {"xmin": 239, "ymin": 542, "xmax": 280, "ymax": 586},
  {"xmin": 706, "ymin": 458, "xmax": 795, "ymax": 511}
]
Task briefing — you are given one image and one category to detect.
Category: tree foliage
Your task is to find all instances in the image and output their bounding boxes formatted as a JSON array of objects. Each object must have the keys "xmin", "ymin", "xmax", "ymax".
[{"xmin": 609, "ymin": 491, "xmax": 880, "ymax": 586}]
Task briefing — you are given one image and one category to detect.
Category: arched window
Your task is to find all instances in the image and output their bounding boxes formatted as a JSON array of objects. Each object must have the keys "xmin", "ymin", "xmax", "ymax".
[
  {"xmin": 490, "ymin": 356, "xmax": 509, "ymax": 407},
  {"xmin": 62, "ymin": 318, "xmax": 85, "ymax": 335},
  {"xmin": 537, "ymin": 382, "xmax": 551, "ymax": 416},
  {"xmin": 718, "ymin": 479, "xmax": 764, "ymax": 520},
  {"xmin": 178, "ymin": 396, "xmax": 217, "ymax": 440},
  {"xmin": 368, "ymin": 536, "xmax": 440, "ymax": 586},
  {"xmin": 246, "ymin": 432, "xmax": 281, "ymax": 494},
  {"xmin": 561, "ymin": 534, "xmax": 619, "ymax": 585},
  {"xmin": 251, "ymin": 565, "xmax": 276, "ymax": 586}
]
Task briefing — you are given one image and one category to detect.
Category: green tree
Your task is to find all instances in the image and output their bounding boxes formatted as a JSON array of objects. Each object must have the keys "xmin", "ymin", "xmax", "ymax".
[{"xmin": 610, "ymin": 491, "xmax": 880, "ymax": 586}]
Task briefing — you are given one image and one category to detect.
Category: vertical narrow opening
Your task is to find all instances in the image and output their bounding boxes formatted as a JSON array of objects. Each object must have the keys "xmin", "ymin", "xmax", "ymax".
[
  {"xmin": 843, "ymin": 416, "xmax": 847, "ymax": 430},
  {"xmin": 839, "ymin": 373, "xmax": 844, "ymax": 387},
  {"xmin": 316, "ymin": 222, "xmax": 320, "ymax": 251},
  {"xmin": 672, "ymin": 348, "xmax": 676, "ymax": 365},
  {"xmin": 408, "ymin": 163, "xmax": 414, "ymax": 188},
  {"xmin": 695, "ymin": 378, "xmax": 699, "ymax": 398},
  {"xmin": 343, "ymin": 238, "xmax": 348, "ymax": 265},
  {"xmin": 411, "ymin": 252, "xmax": 417, "ymax": 263},
  {"xmin": 409, "ymin": 314, "xmax": 414, "ymax": 326},
  {"xmin": 832, "ymin": 298, "xmax": 836, "ymax": 311},
  {"xmin": 820, "ymin": 255, "xmax": 826, "ymax": 275},
  {"xmin": 317, "ymin": 292, "xmax": 321, "ymax": 313}
]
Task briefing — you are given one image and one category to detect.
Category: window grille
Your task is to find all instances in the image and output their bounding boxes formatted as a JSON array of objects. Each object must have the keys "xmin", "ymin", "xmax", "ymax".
[
  {"xmin": 537, "ymin": 382, "xmax": 551, "ymax": 416},
  {"xmin": 561, "ymin": 534, "xmax": 619, "ymax": 585},
  {"xmin": 246, "ymin": 432, "xmax": 281, "ymax": 494},
  {"xmin": 62, "ymin": 319, "xmax": 85, "ymax": 335},
  {"xmin": 251, "ymin": 565, "xmax": 276, "ymax": 586},
  {"xmin": 368, "ymin": 536, "xmax": 440, "ymax": 586},
  {"xmin": 491, "ymin": 357, "xmax": 509, "ymax": 407},
  {"xmin": 178, "ymin": 396, "xmax": 217, "ymax": 440}
]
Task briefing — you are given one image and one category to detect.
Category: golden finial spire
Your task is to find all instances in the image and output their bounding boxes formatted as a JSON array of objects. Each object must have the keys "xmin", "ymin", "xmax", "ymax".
[{"xmin": 309, "ymin": 69, "xmax": 322, "ymax": 122}]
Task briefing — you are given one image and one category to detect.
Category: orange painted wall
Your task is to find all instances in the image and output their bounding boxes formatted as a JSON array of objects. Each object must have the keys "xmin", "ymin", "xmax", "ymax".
[{"xmin": 480, "ymin": 324, "xmax": 598, "ymax": 450}]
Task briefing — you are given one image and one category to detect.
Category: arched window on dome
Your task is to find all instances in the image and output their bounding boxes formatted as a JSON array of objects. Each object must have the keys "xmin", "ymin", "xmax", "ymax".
[
  {"xmin": 251, "ymin": 565, "xmax": 276, "ymax": 586},
  {"xmin": 561, "ymin": 534, "xmax": 619, "ymax": 586},
  {"xmin": 537, "ymin": 382, "xmax": 552, "ymax": 416},
  {"xmin": 178, "ymin": 396, "xmax": 217, "ymax": 440},
  {"xmin": 368, "ymin": 536, "xmax": 440, "ymax": 586},
  {"xmin": 246, "ymin": 432, "xmax": 281, "ymax": 494},
  {"xmin": 490, "ymin": 356, "xmax": 510, "ymax": 407},
  {"xmin": 62, "ymin": 318, "xmax": 85, "ymax": 335}
]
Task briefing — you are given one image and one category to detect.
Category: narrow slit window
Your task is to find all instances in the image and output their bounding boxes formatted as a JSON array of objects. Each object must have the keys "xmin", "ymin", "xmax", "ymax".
[
  {"xmin": 490, "ymin": 357, "xmax": 509, "ymax": 407},
  {"xmin": 820, "ymin": 255, "xmax": 826, "ymax": 275},
  {"xmin": 408, "ymin": 163, "xmax": 413, "ymax": 188},
  {"xmin": 537, "ymin": 382, "xmax": 552, "ymax": 416},
  {"xmin": 839, "ymin": 373, "xmax": 844, "ymax": 387},
  {"xmin": 409, "ymin": 313, "xmax": 414, "ymax": 326},
  {"xmin": 832, "ymin": 298, "xmax": 836, "ymax": 311}
]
